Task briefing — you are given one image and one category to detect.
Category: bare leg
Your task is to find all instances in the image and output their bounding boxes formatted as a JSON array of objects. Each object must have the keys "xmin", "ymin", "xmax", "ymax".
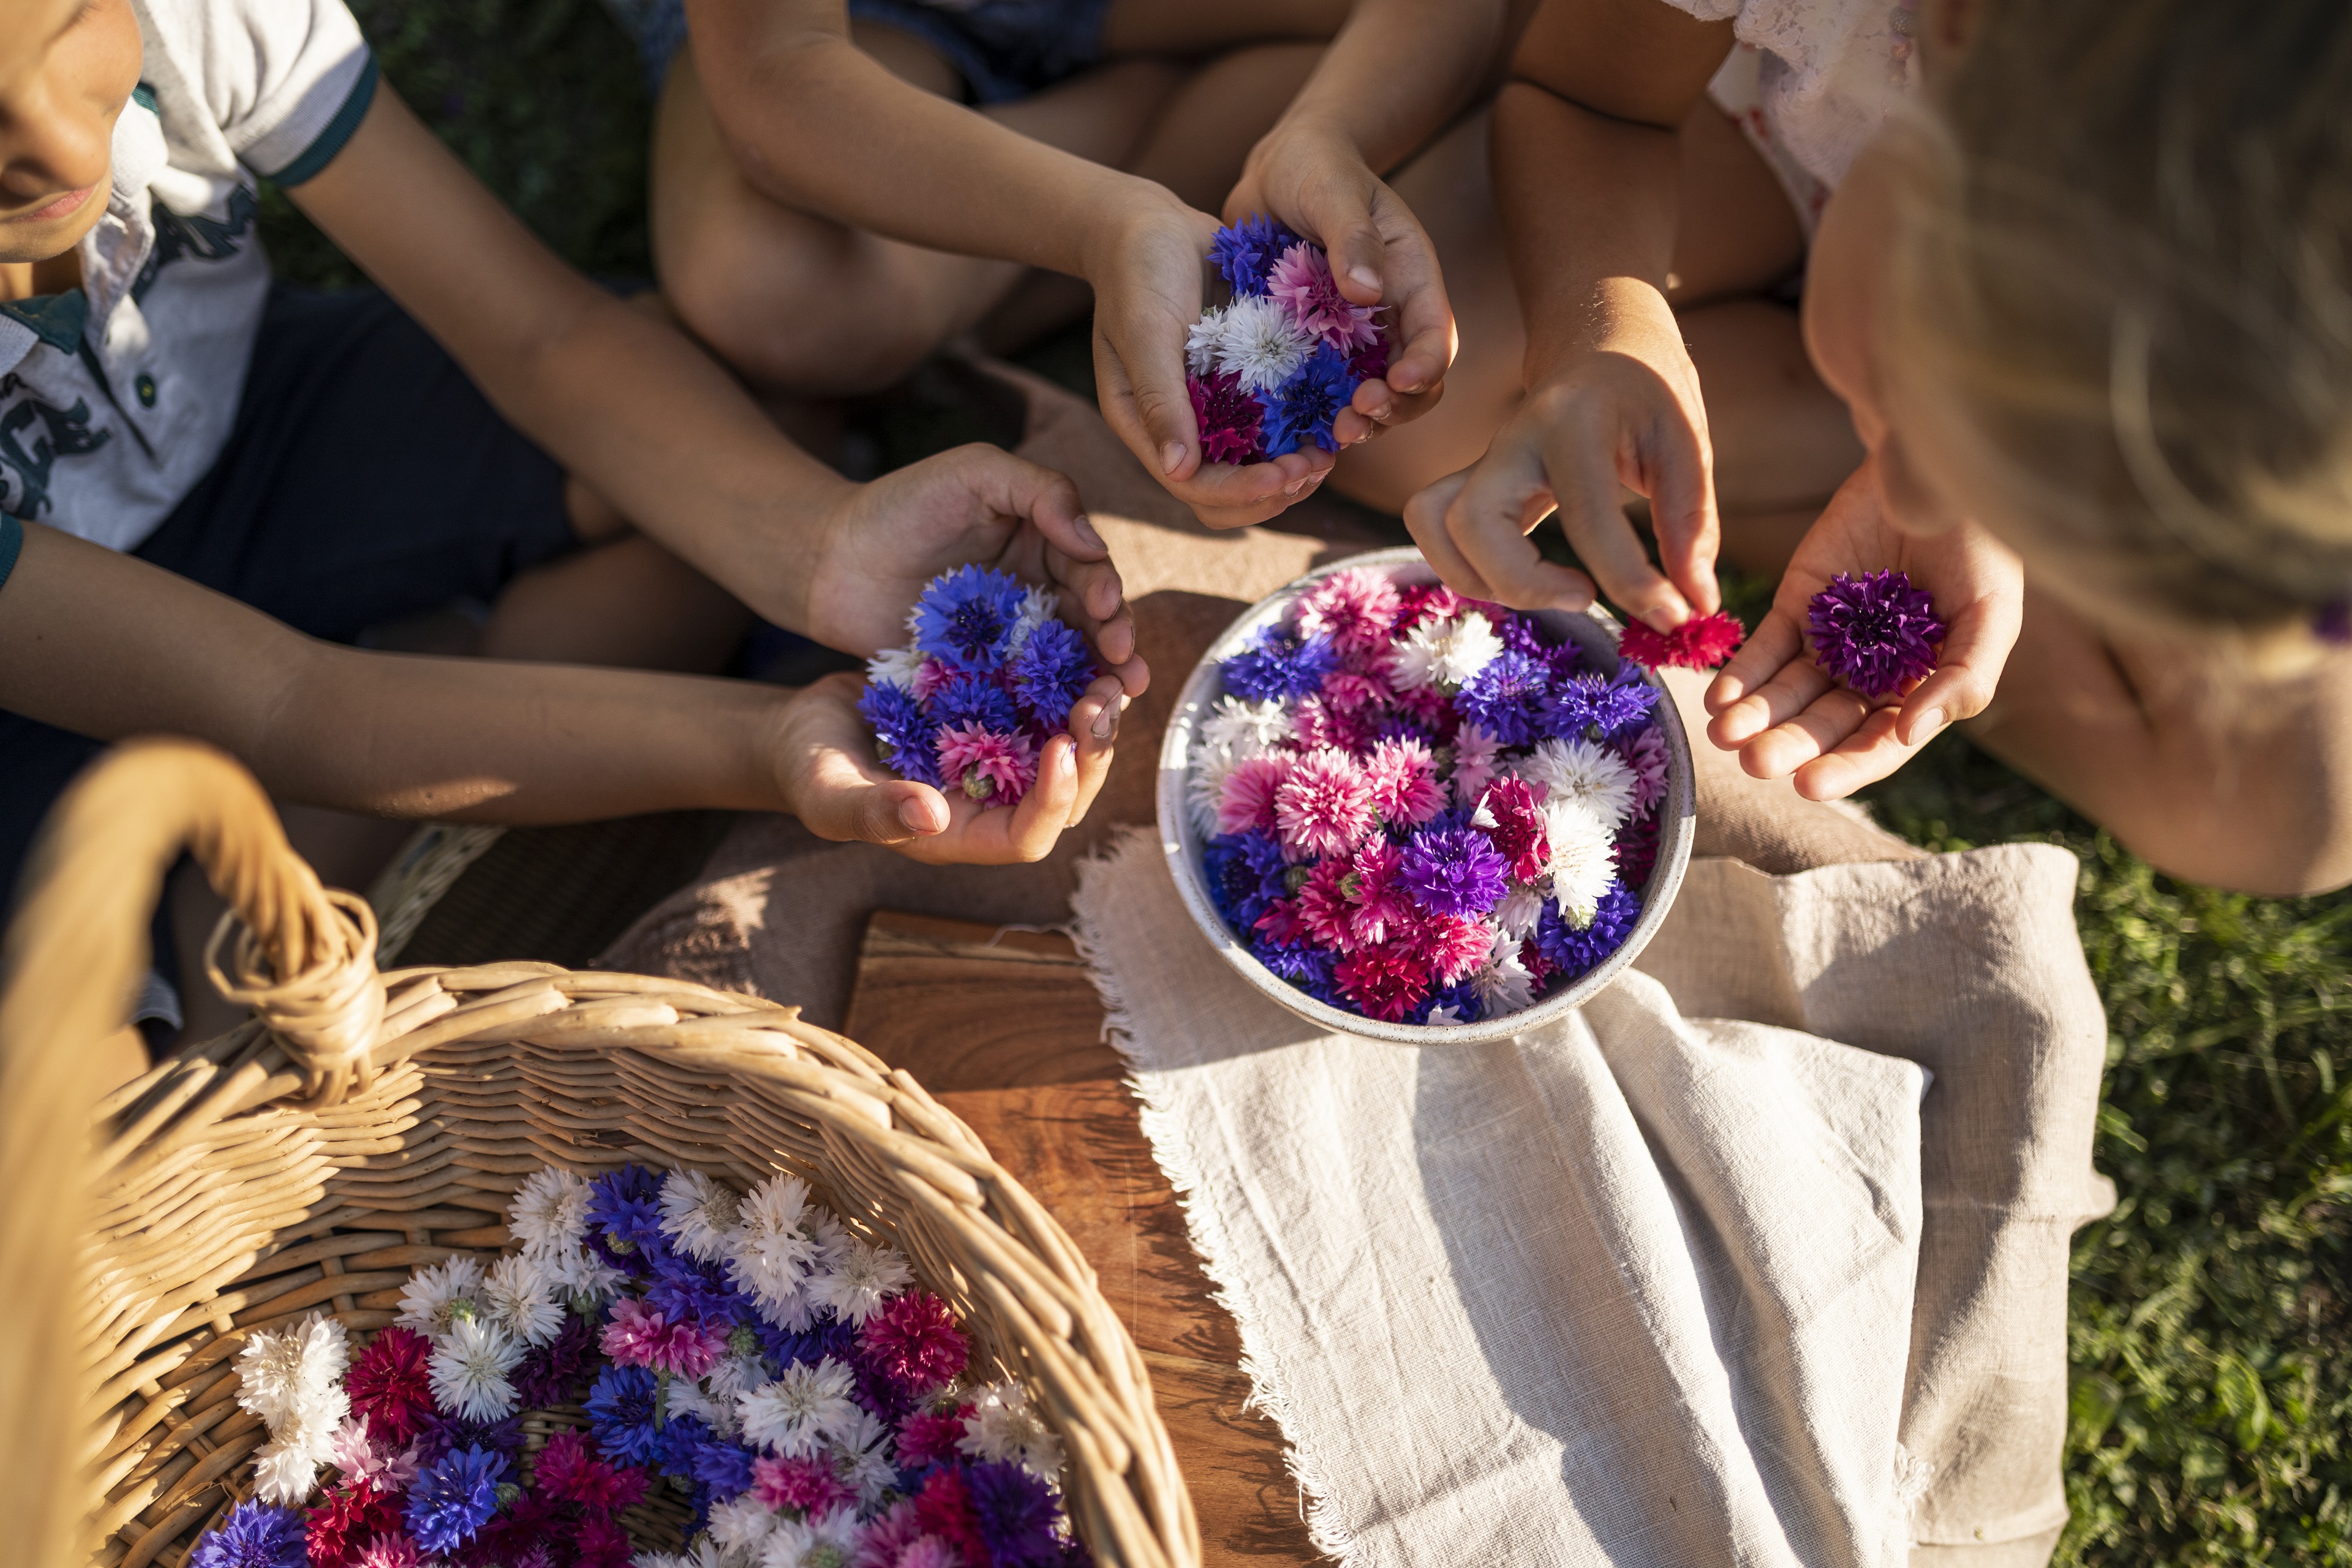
[{"xmin": 1969, "ymin": 591, "xmax": 2352, "ymax": 895}]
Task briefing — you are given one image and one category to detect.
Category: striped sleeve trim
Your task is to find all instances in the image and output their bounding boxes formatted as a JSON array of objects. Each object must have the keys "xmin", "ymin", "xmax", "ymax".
[{"xmin": 271, "ymin": 53, "xmax": 379, "ymax": 187}]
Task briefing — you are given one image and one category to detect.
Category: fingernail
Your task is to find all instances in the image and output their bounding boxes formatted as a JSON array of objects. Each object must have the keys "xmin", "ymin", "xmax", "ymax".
[
  {"xmin": 1091, "ymin": 700, "xmax": 1120, "ymax": 742},
  {"xmin": 1284, "ymin": 477, "xmax": 1308, "ymax": 496},
  {"xmin": 899, "ymin": 799, "xmax": 935, "ymax": 831},
  {"xmin": 1160, "ymin": 442, "xmax": 1186, "ymax": 475},
  {"xmin": 1348, "ymin": 266, "xmax": 1381, "ymax": 292},
  {"xmin": 1072, "ymin": 513, "xmax": 1104, "ymax": 550},
  {"xmin": 1912, "ymin": 707, "xmax": 1947, "ymax": 744},
  {"xmin": 1372, "ymin": 403, "xmax": 1393, "ymax": 421}
]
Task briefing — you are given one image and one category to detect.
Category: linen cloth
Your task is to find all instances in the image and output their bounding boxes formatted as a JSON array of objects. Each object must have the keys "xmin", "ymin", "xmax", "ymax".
[{"xmin": 600, "ymin": 358, "xmax": 2113, "ymax": 1562}]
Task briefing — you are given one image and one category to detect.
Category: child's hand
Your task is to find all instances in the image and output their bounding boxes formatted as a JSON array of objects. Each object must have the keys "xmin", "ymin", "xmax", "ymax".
[
  {"xmin": 1088, "ymin": 197, "xmax": 1341, "ymax": 530},
  {"xmin": 797, "ymin": 445, "xmax": 1148, "ymax": 698},
  {"xmin": 1224, "ymin": 118, "xmax": 1455, "ymax": 447},
  {"xmin": 775, "ymin": 671, "xmax": 1125, "ymax": 864},
  {"xmin": 1400, "ymin": 285, "xmax": 1720, "ymax": 629},
  {"xmin": 1703, "ymin": 456, "xmax": 2023, "ymax": 799}
]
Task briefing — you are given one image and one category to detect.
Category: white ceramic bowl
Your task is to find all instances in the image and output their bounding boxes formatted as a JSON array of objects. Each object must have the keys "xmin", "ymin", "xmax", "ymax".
[{"xmin": 1154, "ymin": 548, "xmax": 1696, "ymax": 1044}]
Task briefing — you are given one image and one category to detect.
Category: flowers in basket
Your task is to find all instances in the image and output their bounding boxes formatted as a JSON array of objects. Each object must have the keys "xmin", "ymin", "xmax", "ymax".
[
  {"xmin": 1186, "ymin": 568, "xmax": 1673, "ymax": 1027},
  {"xmin": 859, "ymin": 567, "xmax": 1099, "ymax": 807},
  {"xmin": 192, "ymin": 1163, "xmax": 1087, "ymax": 1568},
  {"xmin": 1183, "ymin": 215, "xmax": 1391, "ymax": 462}
]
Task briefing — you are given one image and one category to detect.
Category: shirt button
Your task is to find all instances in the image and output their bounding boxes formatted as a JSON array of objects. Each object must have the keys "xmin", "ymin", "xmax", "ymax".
[{"xmin": 135, "ymin": 373, "xmax": 157, "ymax": 408}]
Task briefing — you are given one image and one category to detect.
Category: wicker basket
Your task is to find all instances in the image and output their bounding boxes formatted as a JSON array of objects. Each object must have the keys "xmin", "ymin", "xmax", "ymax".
[{"xmin": 0, "ymin": 739, "xmax": 1197, "ymax": 1568}]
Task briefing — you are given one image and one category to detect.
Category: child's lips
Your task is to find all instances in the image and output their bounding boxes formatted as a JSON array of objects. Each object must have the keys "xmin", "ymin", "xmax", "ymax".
[{"xmin": 10, "ymin": 184, "xmax": 96, "ymax": 225}]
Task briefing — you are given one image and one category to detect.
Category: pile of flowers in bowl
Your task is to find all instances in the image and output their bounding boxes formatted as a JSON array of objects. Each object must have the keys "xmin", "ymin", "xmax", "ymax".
[
  {"xmin": 1183, "ymin": 215, "xmax": 1391, "ymax": 462},
  {"xmin": 1177, "ymin": 560, "xmax": 1683, "ymax": 1031},
  {"xmin": 858, "ymin": 566, "xmax": 1099, "ymax": 808},
  {"xmin": 189, "ymin": 1163, "xmax": 1087, "ymax": 1568}
]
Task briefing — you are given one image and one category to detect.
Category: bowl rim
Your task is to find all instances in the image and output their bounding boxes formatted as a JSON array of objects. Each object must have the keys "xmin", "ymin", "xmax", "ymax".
[{"xmin": 1153, "ymin": 546, "xmax": 1698, "ymax": 1046}]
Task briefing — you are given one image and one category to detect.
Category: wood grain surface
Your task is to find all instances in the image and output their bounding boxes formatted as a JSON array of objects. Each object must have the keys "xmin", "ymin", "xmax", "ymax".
[{"xmin": 842, "ymin": 911, "xmax": 1320, "ymax": 1566}]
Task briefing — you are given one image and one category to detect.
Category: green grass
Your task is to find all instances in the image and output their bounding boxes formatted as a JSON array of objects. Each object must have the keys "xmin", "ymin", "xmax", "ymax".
[{"xmin": 266, "ymin": 9, "xmax": 2352, "ymax": 1559}]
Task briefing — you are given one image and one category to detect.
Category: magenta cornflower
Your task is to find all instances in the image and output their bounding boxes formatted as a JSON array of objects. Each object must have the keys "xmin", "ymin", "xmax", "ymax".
[
  {"xmin": 1295, "ymin": 568, "xmax": 1402, "ymax": 656},
  {"xmin": 1616, "ymin": 611, "xmax": 1746, "ymax": 672},
  {"xmin": 1273, "ymin": 748, "xmax": 1377, "ymax": 859},
  {"xmin": 856, "ymin": 1290, "xmax": 968, "ymax": 1401},
  {"xmin": 1405, "ymin": 910, "xmax": 1492, "ymax": 986},
  {"xmin": 895, "ymin": 1409, "xmax": 972, "ymax": 1469},
  {"xmin": 598, "ymin": 1298, "xmax": 725, "ymax": 1380},
  {"xmin": 753, "ymin": 1453, "xmax": 858, "ymax": 1516},
  {"xmin": 934, "ymin": 723, "xmax": 1038, "ymax": 805},
  {"xmin": 1806, "ymin": 569, "xmax": 1945, "ymax": 698},
  {"xmin": 1267, "ymin": 243, "xmax": 1381, "ymax": 352},
  {"xmin": 1189, "ymin": 369, "xmax": 1264, "ymax": 465},
  {"xmin": 1333, "ymin": 940, "xmax": 1433, "ymax": 1023},
  {"xmin": 1476, "ymin": 777, "xmax": 1551, "ymax": 883}
]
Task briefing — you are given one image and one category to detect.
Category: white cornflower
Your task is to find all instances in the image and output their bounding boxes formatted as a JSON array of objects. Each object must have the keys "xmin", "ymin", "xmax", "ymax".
[
  {"xmin": 252, "ymin": 1429, "xmax": 326, "ymax": 1505},
  {"xmin": 661, "ymin": 1169, "xmax": 744, "ymax": 1264},
  {"xmin": 865, "ymin": 645, "xmax": 925, "ymax": 693},
  {"xmin": 667, "ymin": 1373, "xmax": 741, "ymax": 1439},
  {"xmin": 1008, "ymin": 584, "xmax": 1059, "ymax": 655},
  {"xmin": 428, "ymin": 1316, "xmax": 520, "ymax": 1422},
  {"xmin": 759, "ymin": 1507, "xmax": 861, "ymax": 1568},
  {"xmin": 737, "ymin": 1357, "xmax": 861, "ymax": 1458},
  {"xmin": 1521, "ymin": 737, "xmax": 1638, "ymax": 829},
  {"xmin": 708, "ymin": 1493, "xmax": 782, "ymax": 1553},
  {"xmin": 707, "ymin": 1343, "xmax": 772, "ymax": 1406},
  {"xmin": 639, "ymin": 1546, "xmax": 738, "ymax": 1568},
  {"xmin": 481, "ymin": 1252, "xmax": 564, "ymax": 1347},
  {"xmin": 396, "ymin": 1254, "xmax": 486, "ymax": 1341},
  {"xmin": 1493, "ymin": 883, "xmax": 1545, "ymax": 940},
  {"xmin": 1541, "ymin": 797, "xmax": 1618, "ymax": 929},
  {"xmin": 236, "ymin": 1311, "xmax": 350, "ymax": 1433},
  {"xmin": 1215, "ymin": 294, "xmax": 1311, "ymax": 393},
  {"xmin": 958, "ymin": 1380, "xmax": 1064, "ymax": 1480},
  {"xmin": 508, "ymin": 1166, "xmax": 590, "ymax": 1259},
  {"xmin": 830, "ymin": 1406, "xmax": 898, "ymax": 1505},
  {"xmin": 1184, "ymin": 304, "xmax": 1229, "ymax": 375},
  {"xmin": 813, "ymin": 1239, "xmax": 914, "ymax": 1327},
  {"xmin": 1470, "ymin": 927, "xmax": 1537, "ymax": 1016},
  {"xmin": 1392, "ymin": 612, "xmax": 1504, "ymax": 692},
  {"xmin": 725, "ymin": 1174, "xmax": 823, "ymax": 1320},
  {"xmin": 1185, "ymin": 741, "xmax": 1240, "ymax": 838},
  {"xmin": 1198, "ymin": 694, "xmax": 1292, "ymax": 760}
]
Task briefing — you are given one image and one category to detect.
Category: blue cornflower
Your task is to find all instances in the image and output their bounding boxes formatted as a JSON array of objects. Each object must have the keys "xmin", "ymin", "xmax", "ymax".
[
  {"xmin": 1221, "ymin": 628, "xmax": 1338, "ymax": 702},
  {"xmin": 859, "ymin": 682, "xmax": 943, "ymax": 789},
  {"xmin": 1540, "ymin": 669, "xmax": 1660, "ymax": 743},
  {"xmin": 1412, "ymin": 981, "xmax": 1485, "ymax": 1027},
  {"xmin": 413, "ymin": 1411, "xmax": 524, "ymax": 1467},
  {"xmin": 1210, "ymin": 213, "xmax": 1300, "ymax": 296},
  {"xmin": 655, "ymin": 1411, "xmax": 714, "ymax": 1480},
  {"xmin": 1398, "ymin": 821, "xmax": 1510, "ymax": 919},
  {"xmin": 1454, "ymin": 649, "xmax": 1552, "ymax": 747},
  {"xmin": 646, "ymin": 1250, "xmax": 741, "ymax": 1327},
  {"xmin": 913, "ymin": 565, "xmax": 1027, "ymax": 671},
  {"xmin": 407, "ymin": 1443, "xmax": 509, "ymax": 1555},
  {"xmin": 755, "ymin": 1312, "xmax": 858, "ymax": 1368},
  {"xmin": 1205, "ymin": 829, "xmax": 1290, "ymax": 930},
  {"xmin": 1007, "ymin": 617, "xmax": 1095, "ymax": 727},
  {"xmin": 187, "ymin": 1502, "xmax": 306, "ymax": 1568},
  {"xmin": 970, "ymin": 1460, "xmax": 1067, "ymax": 1568},
  {"xmin": 587, "ymin": 1164, "xmax": 668, "ymax": 1267},
  {"xmin": 584, "ymin": 1363, "xmax": 664, "ymax": 1466},
  {"xmin": 929, "ymin": 671, "xmax": 1023, "ymax": 734},
  {"xmin": 1259, "ymin": 344, "xmax": 1355, "ymax": 457},
  {"xmin": 1254, "ymin": 937, "xmax": 1337, "ymax": 1003},
  {"xmin": 1533, "ymin": 880, "xmax": 1642, "ymax": 979},
  {"xmin": 692, "ymin": 1434, "xmax": 758, "ymax": 1501},
  {"xmin": 1498, "ymin": 613, "xmax": 1584, "ymax": 680}
]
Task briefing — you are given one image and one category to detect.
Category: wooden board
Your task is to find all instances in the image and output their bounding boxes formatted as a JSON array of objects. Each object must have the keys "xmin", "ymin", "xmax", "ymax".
[{"xmin": 843, "ymin": 911, "xmax": 1320, "ymax": 1565}]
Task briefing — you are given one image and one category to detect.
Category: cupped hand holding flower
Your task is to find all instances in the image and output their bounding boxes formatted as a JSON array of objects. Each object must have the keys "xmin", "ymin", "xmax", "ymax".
[{"xmin": 1705, "ymin": 455, "xmax": 2023, "ymax": 799}]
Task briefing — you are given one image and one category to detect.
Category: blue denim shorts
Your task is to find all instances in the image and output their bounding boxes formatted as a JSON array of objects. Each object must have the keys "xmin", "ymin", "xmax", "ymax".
[{"xmin": 610, "ymin": 0, "xmax": 1115, "ymax": 103}]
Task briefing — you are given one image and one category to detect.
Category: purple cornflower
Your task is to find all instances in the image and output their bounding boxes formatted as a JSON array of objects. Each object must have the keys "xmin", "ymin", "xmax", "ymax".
[
  {"xmin": 1541, "ymin": 669, "xmax": 1659, "ymax": 743},
  {"xmin": 1454, "ymin": 649, "xmax": 1552, "ymax": 747},
  {"xmin": 1806, "ymin": 569, "xmax": 1946, "ymax": 698},
  {"xmin": 2319, "ymin": 598, "xmax": 2352, "ymax": 646},
  {"xmin": 929, "ymin": 671, "xmax": 1022, "ymax": 734},
  {"xmin": 406, "ymin": 1444, "xmax": 509, "ymax": 1555},
  {"xmin": 858, "ymin": 682, "xmax": 942, "ymax": 789},
  {"xmin": 189, "ymin": 1502, "xmax": 306, "ymax": 1568},
  {"xmin": 1210, "ymin": 213, "xmax": 1300, "ymax": 296},
  {"xmin": 1221, "ymin": 628, "xmax": 1338, "ymax": 701},
  {"xmin": 1008, "ymin": 617, "xmax": 1095, "ymax": 727},
  {"xmin": 412, "ymin": 1411, "xmax": 525, "ymax": 1467},
  {"xmin": 587, "ymin": 1164, "xmax": 667, "ymax": 1265},
  {"xmin": 912, "ymin": 565, "xmax": 1027, "ymax": 671},
  {"xmin": 511, "ymin": 1312, "xmax": 597, "ymax": 1408},
  {"xmin": 755, "ymin": 1312, "xmax": 858, "ymax": 1369},
  {"xmin": 1398, "ymin": 821, "xmax": 1510, "ymax": 919},
  {"xmin": 1205, "ymin": 829, "xmax": 1290, "ymax": 929},
  {"xmin": 1533, "ymin": 881, "xmax": 1642, "ymax": 979},
  {"xmin": 1259, "ymin": 343, "xmax": 1355, "ymax": 457},
  {"xmin": 583, "ymin": 1364, "xmax": 663, "ymax": 1466},
  {"xmin": 969, "ymin": 1461, "xmax": 1065, "ymax": 1568}
]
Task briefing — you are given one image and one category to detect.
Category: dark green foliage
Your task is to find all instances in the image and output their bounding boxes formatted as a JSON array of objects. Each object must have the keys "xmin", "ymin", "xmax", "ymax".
[{"xmin": 240, "ymin": 7, "xmax": 2352, "ymax": 1555}]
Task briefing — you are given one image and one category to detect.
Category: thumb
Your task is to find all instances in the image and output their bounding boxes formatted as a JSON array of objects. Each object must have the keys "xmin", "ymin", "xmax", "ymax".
[
  {"xmin": 1319, "ymin": 208, "xmax": 1387, "ymax": 305},
  {"xmin": 845, "ymin": 778, "xmax": 951, "ymax": 845}
]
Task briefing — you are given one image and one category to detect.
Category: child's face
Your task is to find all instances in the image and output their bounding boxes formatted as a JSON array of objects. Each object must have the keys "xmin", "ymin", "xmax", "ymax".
[{"xmin": 0, "ymin": 0, "xmax": 143, "ymax": 266}]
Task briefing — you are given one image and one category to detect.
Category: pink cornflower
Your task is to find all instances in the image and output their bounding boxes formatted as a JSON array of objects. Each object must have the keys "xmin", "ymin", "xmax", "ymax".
[
  {"xmin": 1189, "ymin": 369, "xmax": 1264, "ymax": 465},
  {"xmin": 1395, "ymin": 584, "xmax": 1465, "ymax": 632},
  {"xmin": 1520, "ymin": 937, "xmax": 1559, "ymax": 986},
  {"xmin": 535, "ymin": 1428, "xmax": 648, "ymax": 1515},
  {"xmin": 1291, "ymin": 693, "xmax": 1374, "ymax": 754},
  {"xmin": 911, "ymin": 658, "xmax": 957, "ymax": 703},
  {"xmin": 1476, "ymin": 777, "xmax": 1551, "ymax": 883},
  {"xmin": 1318, "ymin": 666, "xmax": 1391, "ymax": 714},
  {"xmin": 1449, "ymin": 724, "xmax": 1502, "ymax": 807},
  {"xmin": 1295, "ymin": 568, "xmax": 1402, "ymax": 657},
  {"xmin": 1215, "ymin": 754, "xmax": 1289, "ymax": 837},
  {"xmin": 1364, "ymin": 736, "xmax": 1446, "ymax": 827},
  {"xmin": 895, "ymin": 1408, "xmax": 973, "ymax": 1469},
  {"xmin": 1404, "ymin": 910, "xmax": 1491, "ymax": 985},
  {"xmin": 1253, "ymin": 896, "xmax": 1312, "ymax": 946},
  {"xmin": 1266, "ymin": 243, "xmax": 1381, "ymax": 352},
  {"xmin": 355, "ymin": 1536, "xmax": 423, "ymax": 1568},
  {"xmin": 1390, "ymin": 684, "xmax": 1458, "ymax": 741},
  {"xmin": 598, "ymin": 1298, "xmax": 725, "ymax": 1380},
  {"xmin": 1273, "ymin": 747, "xmax": 1376, "ymax": 859},
  {"xmin": 753, "ymin": 1453, "xmax": 857, "ymax": 1516},
  {"xmin": 1617, "ymin": 726, "xmax": 1668, "ymax": 816},
  {"xmin": 856, "ymin": 1499, "xmax": 928, "ymax": 1568},
  {"xmin": 935, "ymin": 723, "xmax": 1038, "ymax": 805},
  {"xmin": 1333, "ymin": 940, "xmax": 1433, "ymax": 1023}
]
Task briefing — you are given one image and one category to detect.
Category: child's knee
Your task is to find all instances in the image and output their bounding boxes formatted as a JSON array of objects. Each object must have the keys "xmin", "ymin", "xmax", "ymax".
[{"xmin": 664, "ymin": 235, "xmax": 945, "ymax": 396}]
